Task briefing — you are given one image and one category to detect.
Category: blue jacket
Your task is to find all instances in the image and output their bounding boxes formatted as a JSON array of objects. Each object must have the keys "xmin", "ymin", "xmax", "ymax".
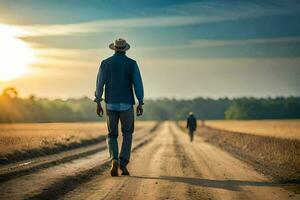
[
  {"xmin": 94, "ymin": 52, "xmax": 144, "ymax": 105},
  {"xmin": 187, "ymin": 115, "xmax": 197, "ymax": 131}
]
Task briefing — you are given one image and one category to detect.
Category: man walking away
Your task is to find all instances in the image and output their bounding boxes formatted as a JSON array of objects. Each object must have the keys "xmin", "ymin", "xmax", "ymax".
[
  {"xmin": 94, "ymin": 38, "xmax": 144, "ymax": 177},
  {"xmin": 186, "ymin": 112, "xmax": 197, "ymax": 142}
]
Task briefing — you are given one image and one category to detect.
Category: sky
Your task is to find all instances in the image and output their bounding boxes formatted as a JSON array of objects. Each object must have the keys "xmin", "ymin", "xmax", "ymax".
[{"xmin": 0, "ymin": 0, "xmax": 299, "ymax": 99}]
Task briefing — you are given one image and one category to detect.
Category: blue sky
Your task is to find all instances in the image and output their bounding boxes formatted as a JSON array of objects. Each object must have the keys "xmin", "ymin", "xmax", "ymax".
[{"xmin": 0, "ymin": 0, "xmax": 299, "ymax": 98}]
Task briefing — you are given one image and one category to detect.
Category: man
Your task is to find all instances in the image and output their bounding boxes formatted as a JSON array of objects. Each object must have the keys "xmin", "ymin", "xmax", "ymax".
[
  {"xmin": 94, "ymin": 38, "xmax": 144, "ymax": 177},
  {"xmin": 186, "ymin": 112, "xmax": 197, "ymax": 142}
]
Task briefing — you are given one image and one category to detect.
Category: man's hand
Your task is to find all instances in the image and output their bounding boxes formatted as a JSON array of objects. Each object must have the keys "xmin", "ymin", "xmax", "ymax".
[
  {"xmin": 136, "ymin": 105, "xmax": 143, "ymax": 116},
  {"xmin": 96, "ymin": 103, "xmax": 103, "ymax": 117}
]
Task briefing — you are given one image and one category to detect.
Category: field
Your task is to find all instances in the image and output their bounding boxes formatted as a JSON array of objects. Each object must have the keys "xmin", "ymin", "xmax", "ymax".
[
  {"xmin": 0, "ymin": 121, "xmax": 156, "ymax": 163},
  {"xmin": 1, "ymin": 121, "xmax": 299, "ymax": 199},
  {"xmin": 205, "ymin": 120, "xmax": 300, "ymax": 139},
  {"xmin": 178, "ymin": 119, "xmax": 300, "ymax": 182},
  {"xmin": 0, "ymin": 122, "xmax": 106, "ymax": 157}
]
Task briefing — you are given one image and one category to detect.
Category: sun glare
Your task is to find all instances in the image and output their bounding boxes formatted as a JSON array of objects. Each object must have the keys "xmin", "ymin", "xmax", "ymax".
[{"xmin": 0, "ymin": 27, "xmax": 35, "ymax": 81}]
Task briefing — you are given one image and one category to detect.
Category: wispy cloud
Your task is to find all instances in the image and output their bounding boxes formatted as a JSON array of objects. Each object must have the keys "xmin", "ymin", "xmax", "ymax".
[
  {"xmin": 2, "ymin": 16, "xmax": 201, "ymax": 37},
  {"xmin": 1, "ymin": 0, "xmax": 300, "ymax": 39},
  {"xmin": 167, "ymin": 0, "xmax": 300, "ymax": 20},
  {"xmin": 1, "ymin": 0, "xmax": 299, "ymax": 38},
  {"xmin": 133, "ymin": 36, "xmax": 300, "ymax": 51},
  {"xmin": 0, "ymin": 1, "xmax": 300, "ymax": 37},
  {"xmin": 31, "ymin": 36, "xmax": 300, "ymax": 65},
  {"xmin": 191, "ymin": 37, "xmax": 300, "ymax": 47}
]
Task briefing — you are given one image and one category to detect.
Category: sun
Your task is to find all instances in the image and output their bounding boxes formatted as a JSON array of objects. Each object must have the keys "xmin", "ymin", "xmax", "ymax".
[{"xmin": 0, "ymin": 29, "xmax": 35, "ymax": 81}]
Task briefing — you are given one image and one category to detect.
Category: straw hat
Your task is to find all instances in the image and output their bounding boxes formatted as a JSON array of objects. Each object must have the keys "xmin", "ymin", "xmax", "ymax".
[
  {"xmin": 189, "ymin": 112, "xmax": 194, "ymax": 115},
  {"xmin": 109, "ymin": 38, "xmax": 130, "ymax": 52}
]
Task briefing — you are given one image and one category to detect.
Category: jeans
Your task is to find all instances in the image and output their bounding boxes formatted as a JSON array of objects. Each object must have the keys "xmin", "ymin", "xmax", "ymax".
[
  {"xmin": 106, "ymin": 107, "xmax": 134, "ymax": 166},
  {"xmin": 188, "ymin": 129, "xmax": 195, "ymax": 142}
]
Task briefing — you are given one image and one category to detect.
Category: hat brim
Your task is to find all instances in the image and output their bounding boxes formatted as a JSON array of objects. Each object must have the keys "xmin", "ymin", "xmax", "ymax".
[{"xmin": 109, "ymin": 43, "xmax": 130, "ymax": 51}]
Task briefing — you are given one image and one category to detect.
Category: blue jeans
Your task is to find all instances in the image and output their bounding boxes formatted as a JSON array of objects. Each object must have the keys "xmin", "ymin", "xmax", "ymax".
[
  {"xmin": 106, "ymin": 107, "xmax": 134, "ymax": 166},
  {"xmin": 188, "ymin": 129, "xmax": 195, "ymax": 142}
]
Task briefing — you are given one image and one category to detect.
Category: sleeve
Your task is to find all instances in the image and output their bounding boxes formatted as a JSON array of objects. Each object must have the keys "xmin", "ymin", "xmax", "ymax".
[
  {"xmin": 132, "ymin": 62, "xmax": 144, "ymax": 105},
  {"xmin": 94, "ymin": 61, "xmax": 106, "ymax": 104}
]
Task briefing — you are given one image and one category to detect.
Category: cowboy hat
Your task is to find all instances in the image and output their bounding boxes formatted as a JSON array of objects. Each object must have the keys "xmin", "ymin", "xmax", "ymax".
[{"xmin": 109, "ymin": 38, "xmax": 130, "ymax": 52}]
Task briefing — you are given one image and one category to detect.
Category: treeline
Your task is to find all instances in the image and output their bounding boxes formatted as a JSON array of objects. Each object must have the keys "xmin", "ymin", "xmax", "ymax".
[
  {"xmin": 141, "ymin": 97, "xmax": 300, "ymax": 120},
  {"xmin": 0, "ymin": 87, "xmax": 300, "ymax": 123},
  {"xmin": 224, "ymin": 97, "xmax": 300, "ymax": 119},
  {"xmin": 141, "ymin": 98, "xmax": 231, "ymax": 120},
  {"xmin": 0, "ymin": 87, "xmax": 99, "ymax": 123}
]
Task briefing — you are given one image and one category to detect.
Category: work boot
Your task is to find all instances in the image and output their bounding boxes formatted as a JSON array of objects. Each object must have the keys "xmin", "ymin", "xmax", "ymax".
[
  {"xmin": 120, "ymin": 165, "xmax": 130, "ymax": 176},
  {"xmin": 110, "ymin": 159, "xmax": 119, "ymax": 177}
]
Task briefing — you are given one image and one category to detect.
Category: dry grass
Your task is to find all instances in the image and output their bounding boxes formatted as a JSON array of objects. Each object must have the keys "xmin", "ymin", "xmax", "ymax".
[
  {"xmin": 0, "ymin": 122, "xmax": 107, "ymax": 156},
  {"xmin": 0, "ymin": 121, "xmax": 156, "ymax": 163},
  {"xmin": 205, "ymin": 120, "xmax": 300, "ymax": 139}
]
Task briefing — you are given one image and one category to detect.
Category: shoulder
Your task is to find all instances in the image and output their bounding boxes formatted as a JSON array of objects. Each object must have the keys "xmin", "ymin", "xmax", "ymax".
[
  {"xmin": 100, "ymin": 56, "xmax": 114, "ymax": 68},
  {"xmin": 102, "ymin": 55, "xmax": 114, "ymax": 63},
  {"xmin": 125, "ymin": 55, "xmax": 137, "ymax": 64}
]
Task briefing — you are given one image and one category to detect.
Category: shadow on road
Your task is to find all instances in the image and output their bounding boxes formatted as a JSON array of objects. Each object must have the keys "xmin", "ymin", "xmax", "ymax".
[{"xmin": 131, "ymin": 175, "xmax": 291, "ymax": 191}]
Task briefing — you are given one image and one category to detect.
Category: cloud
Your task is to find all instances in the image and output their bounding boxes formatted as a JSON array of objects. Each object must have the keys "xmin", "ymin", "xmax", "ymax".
[
  {"xmin": 5, "ymin": 2, "xmax": 299, "ymax": 37},
  {"xmin": 28, "ymin": 36, "xmax": 300, "ymax": 68},
  {"xmin": 167, "ymin": 0, "xmax": 300, "ymax": 19},
  {"xmin": 6, "ymin": 16, "xmax": 200, "ymax": 37},
  {"xmin": 190, "ymin": 36, "xmax": 300, "ymax": 47},
  {"xmin": 1, "ymin": 0, "xmax": 300, "ymax": 38},
  {"xmin": 1, "ymin": 0, "xmax": 299, "ymax": 38},
  {"xmin": 131, "ymin": 36, "xmax": 300, "ymax": 51}
]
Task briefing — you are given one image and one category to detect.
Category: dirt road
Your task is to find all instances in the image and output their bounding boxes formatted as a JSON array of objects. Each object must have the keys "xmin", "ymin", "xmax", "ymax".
[{"xmin": 0, "ymin": 122, "xmax": 298, "ymax": 200}]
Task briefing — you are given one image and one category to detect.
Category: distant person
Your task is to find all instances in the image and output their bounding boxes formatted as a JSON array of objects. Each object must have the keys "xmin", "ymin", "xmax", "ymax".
[
  {"xmin": 94, "ymin": 38, "xmax": 144, "ymax": 177},
  {"xmin": 186, "ymin": 112, "xmax": 197, "ymax": 142}
]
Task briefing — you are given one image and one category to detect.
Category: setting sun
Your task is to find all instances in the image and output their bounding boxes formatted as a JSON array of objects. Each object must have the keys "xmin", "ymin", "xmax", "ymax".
[{"xmin": 0, "ymin": 28, "xmax": 35, "ymax": 81}]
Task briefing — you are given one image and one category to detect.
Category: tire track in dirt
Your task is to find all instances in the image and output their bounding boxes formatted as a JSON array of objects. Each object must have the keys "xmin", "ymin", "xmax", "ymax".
[
  {"xmin": 24, "ymin": 124, "xmax": 158, "ymax": 200},
  {"xmin": 120, "ymin": 122, "xmax": 182, "ymax": 200},
  {"xmin": 170, "ymin": 126, "xmax": 214, "ymax": 200},
  {"xmin": 0, "ymin": 142, "xmax": 107, "ymax": 183},
  {"xmin": 0, "ymin": 125, "xmax": 157, "ymax": 200},
  {"xmin": 171, "ymin": 123, "xmax": 299, "ymax": 200},
  {"xmin": 4, "ymin": 122, "xmax": 298, "ymax": 200},
  {"xmin": 0, "ymin": 125, "xmax": 156, "ymax": 183},
  {"xmin": 62, "ymin": 122, "xmax": 213, "ymax": 200},
  {"xmin": 60, "ymin": 123, "xmax": 166, "ymax": 200},
  {"xmin": 62, "ymin": 122, "xmax": 299, "ymax": 200}
]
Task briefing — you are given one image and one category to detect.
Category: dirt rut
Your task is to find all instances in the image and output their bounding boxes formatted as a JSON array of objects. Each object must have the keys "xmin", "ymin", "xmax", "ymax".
[
  {"xmin": 62, "ymin": 122, "xmax": 299, "ymax": 200},
  {"xmin": 1, "ymin": 122, "xmax": 298, "ymax": 200}
]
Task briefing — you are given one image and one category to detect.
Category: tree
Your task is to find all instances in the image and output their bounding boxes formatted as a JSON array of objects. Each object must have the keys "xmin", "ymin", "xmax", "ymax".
[{"xmin": 2, "ymin": 87, "xmax": 18, "ymax": 98}]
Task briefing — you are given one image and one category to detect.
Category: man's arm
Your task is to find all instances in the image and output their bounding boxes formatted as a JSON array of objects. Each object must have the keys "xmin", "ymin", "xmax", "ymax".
[
  {"xmin": 133, "ymin": 62, "xmax": 144, "ymax": 105},
  {"xmin": 94, "ymin": 62, "xmax": 105, "ymax": 116},
  {"xmin": 133, "ymin": 62, "xmax": 144, "ymax": 116},
  {"xmin": 186, "ymin": 118, "xmax": 189, "ymax": 128}
]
